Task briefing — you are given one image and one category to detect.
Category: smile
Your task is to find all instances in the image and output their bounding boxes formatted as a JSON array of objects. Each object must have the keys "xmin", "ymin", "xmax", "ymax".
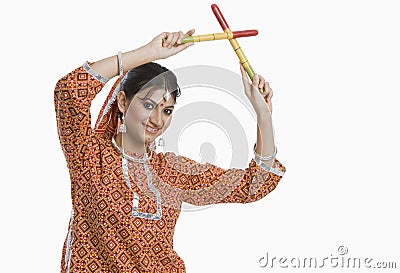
[{"xmin": 144, "ymin": 124, "xmax": 160, "ymax": 134}]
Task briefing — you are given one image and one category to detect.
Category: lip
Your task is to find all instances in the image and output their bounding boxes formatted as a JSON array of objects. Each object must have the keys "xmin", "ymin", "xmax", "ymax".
[{"xmin": 143, "ymin": 123, "xmax": 160, "ymax": 134}]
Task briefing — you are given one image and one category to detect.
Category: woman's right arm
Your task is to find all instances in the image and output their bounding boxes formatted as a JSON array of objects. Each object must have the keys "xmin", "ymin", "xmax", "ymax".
[
  {"xmin": 89, "ymin": 45, "xmax": 156, "ymax": 80},
  {"xmin": 89, "ymin": 29, "xmax": 195, "ymax": 79},
  {"xmin": 54, "ymin": 30, "xmax": 195, "ymax": 172}
]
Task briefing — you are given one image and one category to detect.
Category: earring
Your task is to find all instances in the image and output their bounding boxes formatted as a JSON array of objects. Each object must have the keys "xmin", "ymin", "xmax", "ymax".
[
  {"xmin": 119, "ymin": 113, "xmax": 127, "ymax": 133},
  {"xmin": 157, "ymin": 136, "xmax": 165, "ymax": 147}
]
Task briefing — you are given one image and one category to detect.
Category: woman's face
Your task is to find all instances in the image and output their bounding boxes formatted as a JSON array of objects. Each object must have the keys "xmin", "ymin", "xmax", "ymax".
[{"xmin": 123, "ymin": 88, "xmax": 175, "ymax": 145}]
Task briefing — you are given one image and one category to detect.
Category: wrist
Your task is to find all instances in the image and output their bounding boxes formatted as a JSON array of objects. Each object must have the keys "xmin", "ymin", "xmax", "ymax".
[
  {"xmin": 141, "ymin": 44, "xmax": 159, "ymax": 62},
  {"xmin": 256, "ymin": 112, "xmax": 272, "ymax": 124}
]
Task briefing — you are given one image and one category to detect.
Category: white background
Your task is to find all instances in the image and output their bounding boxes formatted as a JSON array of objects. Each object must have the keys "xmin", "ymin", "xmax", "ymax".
[{"xmin": 1, "ymin": 0, "xmax": 399, "ymax": 272}]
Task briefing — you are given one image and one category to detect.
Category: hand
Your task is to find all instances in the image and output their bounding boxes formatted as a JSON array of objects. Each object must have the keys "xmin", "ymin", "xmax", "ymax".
[
  {"xmin": 239, "ymin": 62, "xmax": 273, "ymax": 116},
  {"xmin": 145, "ymin": 29, "xmax": 196, "ymax": 60}
]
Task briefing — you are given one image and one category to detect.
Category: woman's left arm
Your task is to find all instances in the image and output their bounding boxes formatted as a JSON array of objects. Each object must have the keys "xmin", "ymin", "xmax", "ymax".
[
  {"xmin": 154, "ymin": 65, "xmax": 286, "ymax": 205},
  {"xmin": 156, "ymin": 151, "xmax": 285, "ymax": 205},
  {"xmin": 239, "ymin": 62, "xmax": 277, "ymax": 171}
]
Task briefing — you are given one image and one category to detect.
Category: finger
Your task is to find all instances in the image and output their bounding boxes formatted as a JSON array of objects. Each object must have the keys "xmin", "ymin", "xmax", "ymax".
[
  {"xmin": 174, "ymin": 31, "xmax": 195, "ymax": 49},
  {"xmin": 174, "ymin": 41, "xmax": 195, "ymax": 52},
  {"xmin": 177, "ymin": 31, "xmax": 184, "ymax": 44},
  {"xmin": 172, "ymin": 32, "xmax": 182, "ymax": 46},
  {"xmin": 252, "ymin": 73, "xmax": 260, "ymax": 85},
  {"xmin": 169, "ymin": 32, "xmax": 181, "ymax": 48},
  {"xmin": 164, "ymin": 32, "xmax": 174, "ymax": 47},
  {"xmin": 262, "ymin": 81, "xmax": 270, "ymax": 97},
  {"xmin": 173, "ymin": 31, "xmax": 185, "ymax": 46},
  {"xmin": 161, "ymin": 32, "xmax": 168, "ymax": 46},
  {"xmin": 168, "ymin": 39, "xmax": 194, "ymax": 55},
  {"xmin": 239, "ymin": 62, "xmax": 247, "ymax": 79},
  {"xmin": 252, "ymin": 73, "xmax": 260, "ymax": 93},
  {"xmin": 239, "ymin": 62, "xmax": 251, "ymax": 90},
  {"xmin": 184, "ymin": 42, "xmax": 195, "ymax": 48},
  {"xmin": 185, "ymin": 28, "xmax": 195, "ymax": 36},
  {"xmin": 264, "ymin": 96, "xmax": 272, "ymax": 113},
  {"xmin": 163, "ymin": 32, "xmax": 171, "ymax": 47},
  {"xmin": 167, "ymin": 32, "xmax": 176, "ymax": 48},
  {"xmin": 239, "ymin": 62, "xmax": 249, "ymax": 80},
  {"xmin": 264, "ymin": 89, "xmax": 272, "ymax": 101},
  {"xmin": 258, "ymin": 76, "xmax": 267, "ymax": 95},
  {"xmin": 268, "ymin": 89, "xmax": 274, "ymax": 103},
  {"xmin": 258, "ymin": 76, "xmax": 265, "ymax": 90},
  {"xmin": 263, "ymin": 82, "xmax": 272, "ymax": 97}
]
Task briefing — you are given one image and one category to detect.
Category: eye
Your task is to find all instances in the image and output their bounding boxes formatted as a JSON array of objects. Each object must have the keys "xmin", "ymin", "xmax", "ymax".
[
  {"xmin": 143, "ymin": 103, "xmax": 154, "ymax": 109},
  {"xmin": 164, "ymin": 109, "xmax": 173, "ymax": 115}
]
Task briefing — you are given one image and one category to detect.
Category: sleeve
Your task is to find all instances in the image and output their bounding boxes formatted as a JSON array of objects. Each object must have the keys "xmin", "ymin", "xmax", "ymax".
[
  {"xmin": 156, "ymin": 151, "xmax": 286, "ymax": 205},
  {"xmin": 53, "ymin": 61, "xmax": 110, "ymax": 171}
]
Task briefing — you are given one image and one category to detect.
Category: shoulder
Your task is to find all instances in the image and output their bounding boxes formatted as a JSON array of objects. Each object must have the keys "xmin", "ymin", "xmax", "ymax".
[
  {"xmin": 152, "ymin": 150, "xmax": 223, "ymax": 175},
  {"xmin": 153, "ymin": 151, "xmax": 197, "ymax": 165}
]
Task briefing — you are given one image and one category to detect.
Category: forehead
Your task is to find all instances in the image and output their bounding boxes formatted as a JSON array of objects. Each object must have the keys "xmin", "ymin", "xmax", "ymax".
[{"xmin": 137, "ymin": 87, "xmax": 175, "ymax": 106}]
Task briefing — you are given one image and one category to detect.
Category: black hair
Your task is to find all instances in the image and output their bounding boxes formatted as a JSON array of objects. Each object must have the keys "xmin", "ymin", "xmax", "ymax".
[{"xmin": 118, "ymin": 62, "xmax": 181, "ymax": 118}]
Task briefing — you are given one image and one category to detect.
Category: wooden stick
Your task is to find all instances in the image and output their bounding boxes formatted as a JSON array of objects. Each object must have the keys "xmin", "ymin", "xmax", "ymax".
[
  {"xmin": 163, "ymin": 29, "xmax": 258, "ymax": 44},
  {"xmin": 211, "ymin": 3, "xmax": 264, "ymax": 94}
]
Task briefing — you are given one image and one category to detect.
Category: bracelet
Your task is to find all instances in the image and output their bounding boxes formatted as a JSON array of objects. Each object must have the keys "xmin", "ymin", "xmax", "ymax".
[
  {"xmin": 253, "ymin": 144, "xmax": 277, "ymax": 161},
  {"xmin": 117, "ymin": 51, "xmax": 124, "ymax": 77}
]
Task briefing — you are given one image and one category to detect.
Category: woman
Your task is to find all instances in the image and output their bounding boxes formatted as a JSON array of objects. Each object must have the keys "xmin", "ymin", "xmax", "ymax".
[{"xmin": 54, "ymin": 29, "xmax": 286, "ymax": 273}]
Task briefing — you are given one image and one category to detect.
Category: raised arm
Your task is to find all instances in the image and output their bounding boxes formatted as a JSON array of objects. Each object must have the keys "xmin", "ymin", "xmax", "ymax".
[
  {"xmin": 152, "ymin": 62, "xmax": 285, "ymax": 205},
  {"xmin": 53, "ymin": 30, "xmax": 195, "ymax": 171},
  {"xmin": 88, "ymin": 45, "xmax": 156, "ymax": 80},
  {"xmin": 53, "ymin": 61, "xmax": 109, "ymax": 172},
  {"xmin": 153, "ymin": 150, "xmax": 285, "ymax": 205},
  {"xmin": 90, "ymin": 29, "xmax": 195, "ymax": 79}
]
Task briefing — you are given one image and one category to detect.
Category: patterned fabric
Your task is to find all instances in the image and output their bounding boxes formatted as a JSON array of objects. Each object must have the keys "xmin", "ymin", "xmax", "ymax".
[{"xmin": 54, "ymin": 61, "xmax": 286, "ymax": 273}]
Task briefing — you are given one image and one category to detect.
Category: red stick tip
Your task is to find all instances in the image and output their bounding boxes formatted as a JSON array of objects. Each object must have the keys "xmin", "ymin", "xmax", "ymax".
[
  {"xmin": 211, "ymin": 4, "xmax": 230, "ymax": 30},
  {"xmin": 233, "ymin": 29, "xmax": 259, "ymax": 38}
]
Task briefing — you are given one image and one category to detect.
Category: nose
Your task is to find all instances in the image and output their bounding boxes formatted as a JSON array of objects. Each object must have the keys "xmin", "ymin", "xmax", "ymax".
[{"xmin": 149, "ymin": 108, "xmax": 163, "ymax": 128}]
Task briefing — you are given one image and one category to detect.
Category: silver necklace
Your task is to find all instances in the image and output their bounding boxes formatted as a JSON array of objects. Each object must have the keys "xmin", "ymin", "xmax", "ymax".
[
  {"xmin": 111, "ymin": 136, "xmax": 162, "ymax": 220},
  {"xmin": 111, "ymin": 136, "xmax": 154, "ymax": 163}
]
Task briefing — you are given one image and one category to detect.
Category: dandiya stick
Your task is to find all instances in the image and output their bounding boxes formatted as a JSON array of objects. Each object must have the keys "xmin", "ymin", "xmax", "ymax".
[
  {"xmin": 211, "ymin": 3, "xmax": 264, "ymax": 94},
  {"xmin": 163, "ymin": 29, "xmax": 258, "ymax": 44}
]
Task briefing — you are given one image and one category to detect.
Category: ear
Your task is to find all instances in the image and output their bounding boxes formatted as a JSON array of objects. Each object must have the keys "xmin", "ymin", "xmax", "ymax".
[{"xmin": 117, "ymin": 91, "xmax": 128, "ymax": 113}]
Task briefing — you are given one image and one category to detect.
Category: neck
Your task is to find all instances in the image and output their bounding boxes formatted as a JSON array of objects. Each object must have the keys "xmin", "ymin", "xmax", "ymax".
[{"xmin": 115, "ymin": 132, "xmax": 150, "ymax": 155}]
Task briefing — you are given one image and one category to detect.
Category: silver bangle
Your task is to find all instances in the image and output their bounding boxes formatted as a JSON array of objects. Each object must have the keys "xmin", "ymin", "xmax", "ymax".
[
  {"xmin": 253, "ymin": 144, "xmax": 277, "ymax": 161},
  {"xmin": 117, "ymin": 51, "xmax": 124, "ymax": 77}
]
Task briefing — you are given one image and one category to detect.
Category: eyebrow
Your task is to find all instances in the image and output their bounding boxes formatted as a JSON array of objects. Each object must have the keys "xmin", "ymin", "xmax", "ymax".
[{"xmin": 140, "ymin": 97, "xmax": 174, "ymax": 108}]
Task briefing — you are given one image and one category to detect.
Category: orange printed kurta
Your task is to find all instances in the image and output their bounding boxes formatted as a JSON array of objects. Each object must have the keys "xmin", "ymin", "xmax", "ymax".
[{"xmin": 54, "ymin": 61, "xmax": 286, "ymax": 273}]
